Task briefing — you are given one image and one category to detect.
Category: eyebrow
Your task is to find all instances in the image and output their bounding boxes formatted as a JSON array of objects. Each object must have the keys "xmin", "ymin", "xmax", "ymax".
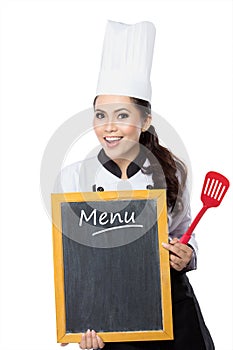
[
  {"xmin": 94, "ymin": 108, "xmax": 131, "ymax": 113},
  {"xmin": 94, "ymin": 108, "xmax": 105, "ymax": 113},
  {"xmin": 115, "ymin": 108, "xmax": 131, "ymax": 113}
]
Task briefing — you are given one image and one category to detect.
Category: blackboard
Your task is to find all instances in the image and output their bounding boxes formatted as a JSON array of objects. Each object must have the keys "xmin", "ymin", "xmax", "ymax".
[{"xmin": 51, "ymin": 190, "xmax": 173, "ymax": 343}]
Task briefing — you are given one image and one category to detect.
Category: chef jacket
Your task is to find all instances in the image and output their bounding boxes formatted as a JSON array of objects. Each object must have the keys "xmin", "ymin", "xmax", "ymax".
[{"xmin": 54, "ymin": 148, "xmax": 197, "ymax": 271}]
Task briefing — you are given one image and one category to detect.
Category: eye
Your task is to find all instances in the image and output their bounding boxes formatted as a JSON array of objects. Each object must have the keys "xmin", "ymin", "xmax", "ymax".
[
  {"xmin": 118, "ymin": 113, "xmax": 129, "ymax": 119},
  {"xmin": 95, "ymin": 112, "xmax": 105, "ymax": 119}
]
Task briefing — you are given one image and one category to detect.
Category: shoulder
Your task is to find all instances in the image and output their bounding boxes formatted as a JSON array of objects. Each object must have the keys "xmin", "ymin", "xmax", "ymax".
[
  {"xmin": 174, "ymin": 158, "xmax": 187, "ymax": 186},
  {"xmin": 54, "ymin": 155, "xmax": 100, "ymax": 193}
]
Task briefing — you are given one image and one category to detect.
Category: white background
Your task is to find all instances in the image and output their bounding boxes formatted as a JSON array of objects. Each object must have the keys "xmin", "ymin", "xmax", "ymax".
[{"xmin": 0, "ymin": 0, "xmax": 232, "ymax": 349}]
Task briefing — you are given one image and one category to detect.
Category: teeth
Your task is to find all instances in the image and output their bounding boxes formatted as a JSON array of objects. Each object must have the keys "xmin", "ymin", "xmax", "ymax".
[{"xmin": 105, "ymin": 137, "xmax": 122, "ymax": 142}]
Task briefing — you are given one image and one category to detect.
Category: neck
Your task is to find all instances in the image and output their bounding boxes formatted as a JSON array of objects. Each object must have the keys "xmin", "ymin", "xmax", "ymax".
[
  {"xmin": 112, "ymin": 145, "xmax": 140, "ymax": 179},
  {"xmin": 113, "ymin": 159, "xmax": 130, "ymax": 179},
  {"xmin": 98, "ymin": 146, "xmax": 145, "ymax": 180}
]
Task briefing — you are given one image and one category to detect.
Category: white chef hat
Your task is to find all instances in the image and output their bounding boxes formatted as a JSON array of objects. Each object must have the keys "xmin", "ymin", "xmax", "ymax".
[{"xmin": 96, "ymin": 20, "xmax": 156, "ymax": 103}]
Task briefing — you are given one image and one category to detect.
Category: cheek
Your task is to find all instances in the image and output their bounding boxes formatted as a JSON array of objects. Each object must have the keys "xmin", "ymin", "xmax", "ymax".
[
  {"xmin": 93, "ymin": 122, "xmax": 103, "ymax": 139},
  {"xmin": 94, "ymin": 129, "xmax": 102, "ymax": 141},
  {"xmin": 122, "ymin": 124, "xmax": 141, "ymax": 139}
]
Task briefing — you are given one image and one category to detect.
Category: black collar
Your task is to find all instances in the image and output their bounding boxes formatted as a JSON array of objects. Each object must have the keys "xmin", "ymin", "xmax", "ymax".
[{"xmin": 97, "ymin": 148, "xmax": 147, "ymax": 179}]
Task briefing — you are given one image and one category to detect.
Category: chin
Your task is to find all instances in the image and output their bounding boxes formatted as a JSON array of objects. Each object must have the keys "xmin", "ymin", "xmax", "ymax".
[{"xmin": 105, "ymin": 148, "xmax": 123, "ymax": 160}]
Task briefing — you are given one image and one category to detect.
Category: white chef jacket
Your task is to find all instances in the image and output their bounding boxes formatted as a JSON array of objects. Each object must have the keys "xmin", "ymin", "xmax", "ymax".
[{"xmin": 54, "ymin": 149, "xmax": 197, "ymax": 271}]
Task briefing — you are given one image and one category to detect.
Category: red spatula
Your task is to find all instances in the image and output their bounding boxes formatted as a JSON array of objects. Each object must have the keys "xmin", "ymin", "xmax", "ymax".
[{"xmin": 180, "ymin": 171, "xmax": 230, "ymax": 244}]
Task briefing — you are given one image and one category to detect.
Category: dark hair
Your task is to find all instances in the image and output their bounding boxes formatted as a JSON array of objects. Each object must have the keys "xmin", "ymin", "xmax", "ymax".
[{"xmin": 93, "ymin": 95, "xmax": 187, "ymax": 211}]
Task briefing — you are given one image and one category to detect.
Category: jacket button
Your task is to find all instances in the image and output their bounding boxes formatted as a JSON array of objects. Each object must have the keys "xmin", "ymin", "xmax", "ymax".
[
  {"xmin": 146, "ymin": 185, "xmax": 153, "ymax": 190},
  {"xmin": 97, "ymin": 186, "xmax": 104, "ymax": 192}
]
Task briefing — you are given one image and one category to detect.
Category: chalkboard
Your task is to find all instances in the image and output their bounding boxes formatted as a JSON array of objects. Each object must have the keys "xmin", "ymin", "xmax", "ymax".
[{"xmin": 51, "ymin": 190, "xmax": 173, "ymax": 343}]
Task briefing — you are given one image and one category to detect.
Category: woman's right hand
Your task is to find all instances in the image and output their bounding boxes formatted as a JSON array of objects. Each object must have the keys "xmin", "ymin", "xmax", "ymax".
[
  {"xmin": 61, "ymin": 329, "xmax": 105, "ymax": 349},
  {"xmin": 80, "ymin": 329, "xmax": 105, "ymax": 349}
]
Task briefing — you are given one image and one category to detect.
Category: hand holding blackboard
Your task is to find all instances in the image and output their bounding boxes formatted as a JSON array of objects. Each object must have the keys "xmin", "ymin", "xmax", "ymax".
[
  {"xmin": 80, "ymin": 330, "xmax": 105, "ymax": 349},
  {"xmin": 61, "ymin": 329, "xmax": 105, "ymax": 349}
]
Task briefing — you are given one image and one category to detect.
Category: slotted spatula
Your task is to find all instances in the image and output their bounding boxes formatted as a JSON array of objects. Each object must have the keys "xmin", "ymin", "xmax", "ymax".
[{"xmin": 180, "ymin": 171, "xmax": 230, "ymax": 244}]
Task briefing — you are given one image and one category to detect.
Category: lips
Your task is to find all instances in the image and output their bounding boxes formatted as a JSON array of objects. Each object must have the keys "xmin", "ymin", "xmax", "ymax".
[{"xmin": 104, "ymin": 136, "xmax": 123, "ymax": 148}]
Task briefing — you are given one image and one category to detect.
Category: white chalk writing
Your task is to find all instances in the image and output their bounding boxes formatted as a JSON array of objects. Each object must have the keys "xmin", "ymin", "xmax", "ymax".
[{"xmin": 79, "ymin": 208, "xmax": 136, "ymax": 226}]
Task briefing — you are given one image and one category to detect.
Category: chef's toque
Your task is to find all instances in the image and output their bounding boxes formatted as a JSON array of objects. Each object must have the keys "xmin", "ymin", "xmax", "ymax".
[{"xmin": 96, "ymin": 20, "xmax": 156, "ymax": 103}]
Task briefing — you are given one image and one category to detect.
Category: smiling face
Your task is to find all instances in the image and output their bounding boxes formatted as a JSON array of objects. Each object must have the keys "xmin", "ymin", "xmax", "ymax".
[{"xmin": 93, "ymin": 95, "xmax": 151, "ymax": 163}]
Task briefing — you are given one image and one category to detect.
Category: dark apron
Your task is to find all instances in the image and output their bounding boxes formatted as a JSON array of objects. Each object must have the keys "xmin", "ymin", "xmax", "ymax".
[{"xmin": 104, "ymin": 269, "xmax": 215, "ymax": 350}]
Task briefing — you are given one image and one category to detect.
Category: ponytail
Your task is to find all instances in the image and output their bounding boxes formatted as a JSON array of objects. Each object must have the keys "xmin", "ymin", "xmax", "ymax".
[
  {"xmin": 139, "ymin": 125, "xmax": 187, "ymax": 211},
  {"xmin": 129, "ymin": 96, "xmax": 187, "ymax": 211}
]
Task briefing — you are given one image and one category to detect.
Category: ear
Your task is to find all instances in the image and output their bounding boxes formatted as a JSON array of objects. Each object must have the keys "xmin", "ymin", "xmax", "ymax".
[{"xmin": 142, "ymin": 115, "xmax": 152, "ymax": 132}]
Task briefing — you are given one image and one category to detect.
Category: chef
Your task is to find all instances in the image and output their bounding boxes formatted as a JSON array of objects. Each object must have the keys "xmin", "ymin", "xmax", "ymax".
[{"xmin": 55, "ymin": 20, "xmax": 215, "ymax": 350}]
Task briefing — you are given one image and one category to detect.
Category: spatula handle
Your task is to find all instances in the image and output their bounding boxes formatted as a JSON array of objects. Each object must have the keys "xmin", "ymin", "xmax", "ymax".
[{"xmin": 180, "ymin": 206, "xmax": 208, "ymax": 244}]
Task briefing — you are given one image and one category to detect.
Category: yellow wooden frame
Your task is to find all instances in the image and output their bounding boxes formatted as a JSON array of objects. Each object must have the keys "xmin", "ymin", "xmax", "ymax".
[{"xmin": 51, "ymin": 190, "xmax": 173, "ymax": 343}]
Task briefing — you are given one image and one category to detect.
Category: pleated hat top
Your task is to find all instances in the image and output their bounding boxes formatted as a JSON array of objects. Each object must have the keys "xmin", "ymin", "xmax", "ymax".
[{"xmin": 96, "ymin": 20, "xmax": 156, "ymax": 103}]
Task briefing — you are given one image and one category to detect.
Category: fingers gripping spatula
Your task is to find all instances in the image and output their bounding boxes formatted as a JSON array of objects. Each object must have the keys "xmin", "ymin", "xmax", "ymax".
[{"xmin": 180, "ymin": 171, "xmax": 230, "ymax": 244}]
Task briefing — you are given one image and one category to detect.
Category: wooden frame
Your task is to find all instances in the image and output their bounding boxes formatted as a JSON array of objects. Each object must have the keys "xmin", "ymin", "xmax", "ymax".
[{"xmin": 51, "ymin": 190, "xmax": 173, "ymax": 343}]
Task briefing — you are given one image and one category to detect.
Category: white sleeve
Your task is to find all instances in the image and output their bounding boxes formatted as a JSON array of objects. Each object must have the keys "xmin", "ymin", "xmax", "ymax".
[{"xmin": 168, "ymin": 182, "xmax": 198, "ymax": 271}]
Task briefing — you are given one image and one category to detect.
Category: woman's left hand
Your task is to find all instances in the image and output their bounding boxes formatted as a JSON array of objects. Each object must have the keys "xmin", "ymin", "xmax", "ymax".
[{"xmin": 162, "ymin": 238, "xmax": 193, "ymax": 271}]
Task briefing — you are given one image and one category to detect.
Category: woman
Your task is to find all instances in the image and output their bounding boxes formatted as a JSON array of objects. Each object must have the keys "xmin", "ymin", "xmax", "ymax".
[
  {"xmin": 58, "ymin": 93, "xmax": 215, "ymax": 350},
  {"xmin": 58, "ymin": 19, "xmax": 215, "ymax": 350}
]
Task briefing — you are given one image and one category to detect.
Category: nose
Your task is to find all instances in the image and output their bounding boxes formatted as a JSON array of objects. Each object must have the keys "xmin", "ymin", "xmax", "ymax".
[{"xmin": 104, "ymin": 120, "xmax": 118, "ymax": 133}]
